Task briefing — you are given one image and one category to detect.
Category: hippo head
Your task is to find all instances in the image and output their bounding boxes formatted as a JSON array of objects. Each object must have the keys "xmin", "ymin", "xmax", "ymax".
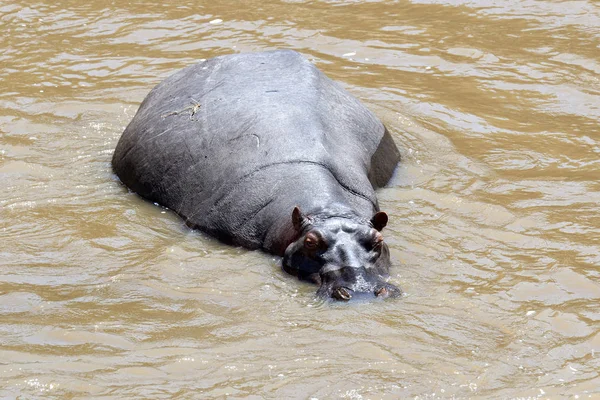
[{"xmin": 282, "ymin": 207, "xmax": 402, "ymax": 301}]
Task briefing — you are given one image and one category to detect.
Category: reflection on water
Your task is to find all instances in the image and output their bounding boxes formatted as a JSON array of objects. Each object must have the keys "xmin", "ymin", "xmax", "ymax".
[{"xmin": 1, "ymin": 0, "xmax": 599, "ymax": 398}]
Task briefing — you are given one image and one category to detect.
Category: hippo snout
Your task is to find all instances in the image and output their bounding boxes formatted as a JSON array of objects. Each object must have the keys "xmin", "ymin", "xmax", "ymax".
[
  {"xmin": 318, "ymin": 266, "xmax": 402, "ymax": 301},
  {"xmin": 327, "ymin": 283, "xmax": 401, "ymax": 301}
]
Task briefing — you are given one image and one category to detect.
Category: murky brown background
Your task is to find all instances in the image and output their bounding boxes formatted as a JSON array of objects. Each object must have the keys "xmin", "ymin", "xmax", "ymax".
[{"xmin": 1, "ymin": 0, "xmax": 599, "ymax": 398}]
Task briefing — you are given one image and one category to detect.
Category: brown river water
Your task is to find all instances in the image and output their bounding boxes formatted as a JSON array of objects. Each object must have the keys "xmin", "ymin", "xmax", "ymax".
[{"xmin": 1, "ymin": 0, "xmax": 599, "ymax": 398}]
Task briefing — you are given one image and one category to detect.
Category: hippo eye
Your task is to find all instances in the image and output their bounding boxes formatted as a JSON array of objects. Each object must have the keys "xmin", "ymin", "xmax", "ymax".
[{"xmin": 304, "ymin": 232, "xmax": 321, "ymax": 250}]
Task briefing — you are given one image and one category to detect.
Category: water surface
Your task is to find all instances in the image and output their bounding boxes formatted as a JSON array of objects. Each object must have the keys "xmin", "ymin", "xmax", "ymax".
[{"xmin": 1, "ymin": 0, "xmax": 599, "ymax": 398}]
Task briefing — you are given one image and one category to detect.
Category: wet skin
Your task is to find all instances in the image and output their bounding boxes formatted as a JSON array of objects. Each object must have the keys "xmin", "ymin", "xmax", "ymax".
[{"xmin": 112, "ymin": 50, "xmax": 402, "ymax": 301}]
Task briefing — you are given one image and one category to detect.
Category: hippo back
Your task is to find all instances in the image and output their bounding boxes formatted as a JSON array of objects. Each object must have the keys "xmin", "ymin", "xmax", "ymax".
[{"xmin": 112, "ymin": 50, "xmax": 399, "ymax": 250}]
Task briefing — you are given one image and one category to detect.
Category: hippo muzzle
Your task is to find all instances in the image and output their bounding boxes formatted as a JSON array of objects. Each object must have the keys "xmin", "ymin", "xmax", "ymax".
[{"xmin": 317, "ymin": 265, "xmax": 402, "ymax": 302}]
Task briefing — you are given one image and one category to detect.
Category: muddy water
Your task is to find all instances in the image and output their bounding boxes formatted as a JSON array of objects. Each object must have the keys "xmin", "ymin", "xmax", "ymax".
[{"xmin": 1, "ymin": 0, "xmax": 599, "ymax": 398}]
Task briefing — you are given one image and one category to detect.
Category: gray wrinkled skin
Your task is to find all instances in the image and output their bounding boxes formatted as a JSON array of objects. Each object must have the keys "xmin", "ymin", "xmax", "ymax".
[{"xmin": 112, "ymin": 50, "xmax": 402, "ymax": 300}]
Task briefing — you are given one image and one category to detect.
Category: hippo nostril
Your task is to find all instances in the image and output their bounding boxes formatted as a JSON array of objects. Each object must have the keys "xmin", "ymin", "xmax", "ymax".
[
  {"xmin": 332, "ymin": 286, "xmax": 352, "ymax": 301},
  {"xmin": 375, "ymin": 286, "xmax": 388, "ymax": 297}
]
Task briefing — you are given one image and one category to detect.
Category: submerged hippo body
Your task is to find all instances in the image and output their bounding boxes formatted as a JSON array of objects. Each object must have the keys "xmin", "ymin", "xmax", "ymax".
[{"xmin": 112, "ymin": 50, "xmax": 401, "ymax": 300}]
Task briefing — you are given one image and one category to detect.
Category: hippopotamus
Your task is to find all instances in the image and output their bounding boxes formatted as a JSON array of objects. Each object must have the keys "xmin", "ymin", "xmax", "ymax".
[{"xmin": 112, "ymin": 50, "xmax": 402, "ymax": 301}]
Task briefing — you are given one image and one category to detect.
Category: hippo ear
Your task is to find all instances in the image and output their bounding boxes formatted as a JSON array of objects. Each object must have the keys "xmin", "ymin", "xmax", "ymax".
[
  {"xmin": 371, "ymin": 211, "xmax": 388, "ymax": 231},
  {"xmin": 292, "ymin": 206, "xmax": 307, "ymax": 232}
]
